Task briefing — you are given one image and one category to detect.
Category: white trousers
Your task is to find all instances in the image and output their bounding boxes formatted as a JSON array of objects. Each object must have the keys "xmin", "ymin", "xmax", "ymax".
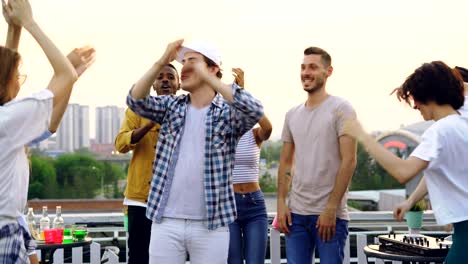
[{"xmin": 149, "ymin": 218, "xmax": 230, "ymax": 264}]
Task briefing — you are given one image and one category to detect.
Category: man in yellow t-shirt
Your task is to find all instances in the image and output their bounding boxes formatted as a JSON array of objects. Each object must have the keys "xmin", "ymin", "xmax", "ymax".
[{"xmin": 115, "ymin": 64, "xmax": 179, "ymax": 264}]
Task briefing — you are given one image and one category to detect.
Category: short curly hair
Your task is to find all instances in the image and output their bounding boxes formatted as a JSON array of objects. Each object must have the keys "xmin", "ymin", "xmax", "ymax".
[
  {"xmin": 397, "ymin": 61, "xmax": 464, "ymax": 110},
  {"xmin": 454, "ymin": 66, "xmax": 468, "ymax": 82}
]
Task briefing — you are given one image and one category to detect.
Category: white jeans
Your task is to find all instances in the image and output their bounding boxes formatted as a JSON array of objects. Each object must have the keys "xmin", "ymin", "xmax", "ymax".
[{"xmin": 149, "ymin": 218, "xmax": 230, "ymax": 264}]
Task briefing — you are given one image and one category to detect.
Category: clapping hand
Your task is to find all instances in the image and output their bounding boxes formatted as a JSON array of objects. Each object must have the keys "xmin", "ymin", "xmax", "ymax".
[
  {"xmin": 67, "ymin": 46, "xmax": 96, "ymax": 77},
  {"xmin": 2, "ymin": 0, "xmax": 34, "ymax": 27},
  {"xmin": 160, "ymin": 39, "xmax": 184, "ymax": 65},
  {"xmin": 232, "ymin": 68, "xmax": 244, "ymax": 87}
]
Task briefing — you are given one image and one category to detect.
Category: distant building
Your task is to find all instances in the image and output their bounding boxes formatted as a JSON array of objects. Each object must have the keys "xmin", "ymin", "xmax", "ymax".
[
  {"xmin": 56, "ymin": 104, "xmax": 90, "ymax": 152},
  {"xmin": 90, "ymin": 143, "xmax": 117, "ymax": 156},
  {"xmin": 96, "ymin": 106, "xmax": 124, "ymax": 144}
]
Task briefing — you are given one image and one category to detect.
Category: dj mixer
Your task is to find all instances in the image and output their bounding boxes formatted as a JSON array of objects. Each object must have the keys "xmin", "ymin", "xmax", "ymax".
[{"xmin": 378, "ymin": 233, "xmax": 451, "ymax": 257}]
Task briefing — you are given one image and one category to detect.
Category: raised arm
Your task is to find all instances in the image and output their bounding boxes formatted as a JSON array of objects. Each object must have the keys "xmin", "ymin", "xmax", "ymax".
[
  {"xmin": 253, "ymin": 116, "xmax": 272, "ymax": 145},
  {"xmin": 4, "ymin": 0, "xmax": 78, "ymax": 105},
  {"xmin": 131, "ymin": 39, "xmax": 183, "ymax": 99},
  {"xmin": 48, "ymin": 47, "xmax": 95, "ymax": 132},
  {"xmin": 2, "ymin": 0, "xmax": 21, "ymax": 50},
  {"xmin": 231, "ymin": 68, "xmax": 272, "ymax": 144},
  {"xmin": 342, "ymin": 118, "xmax": 428, "ymax": 183}
]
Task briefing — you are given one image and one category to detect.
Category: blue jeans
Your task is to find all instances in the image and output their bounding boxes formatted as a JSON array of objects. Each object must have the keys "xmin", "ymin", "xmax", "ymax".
[
  {"xmin": 286, "ymin": 213, "xmax": 349, "ymax": 264},
  {"xmin": 228, "ymin": 190, "xmax": 268, "ymax": 264}
]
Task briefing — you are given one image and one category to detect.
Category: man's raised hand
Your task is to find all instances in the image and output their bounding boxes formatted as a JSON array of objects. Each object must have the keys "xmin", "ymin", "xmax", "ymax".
[
  {"xmin": 160, "ymin": 39, "xmax": 183, "ymax": 65},
  {"xmin": 67, "ymin": 46, "xmax": 96, "ymax": 77}
]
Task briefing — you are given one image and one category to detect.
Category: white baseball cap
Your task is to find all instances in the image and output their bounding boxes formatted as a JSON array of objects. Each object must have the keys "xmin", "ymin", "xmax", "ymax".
[{"xmin": 176, "ymin": 41, "xmax": 222, "ymax": 66}]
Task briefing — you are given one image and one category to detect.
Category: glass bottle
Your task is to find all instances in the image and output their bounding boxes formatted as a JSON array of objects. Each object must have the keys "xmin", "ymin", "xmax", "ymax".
[
  {"xmin": 26, "ymin": 207, "xmax": 36, "ymax": 228},
  {"xmin": 39, "ymin": 206, "xmax": 50, "ymax": 240},
  {"xmin": 53, "ymin": 205, "xmax": 64, "ymax": 229}
]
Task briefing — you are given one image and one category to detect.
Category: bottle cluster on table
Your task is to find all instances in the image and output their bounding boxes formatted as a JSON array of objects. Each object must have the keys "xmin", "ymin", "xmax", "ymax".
[{"xmin": 26, "ymin": 205, "xmax": 76, "ymax": 244}]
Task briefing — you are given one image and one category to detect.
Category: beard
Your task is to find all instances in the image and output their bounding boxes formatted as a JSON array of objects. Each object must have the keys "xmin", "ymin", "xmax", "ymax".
[{"xmin": 303, "ymin": 75, "xmax": 325, "ymax": 94}]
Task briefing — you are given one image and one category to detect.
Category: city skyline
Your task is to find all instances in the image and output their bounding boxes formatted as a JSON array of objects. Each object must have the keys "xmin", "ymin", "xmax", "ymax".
[
  {"xmin": 3, "ymin": 0, "xmax": 468, "ymax": 140},
  {"xmin": 40, "ymin": 104, "xmax": 124, "ymax": 152},
  {"xmin": 57, "ymin": 104, "xmax": 90, "ymax": 152},
  {"xmin": 95, "ymin": 106, "xmax": 125, "ymax": 145}
]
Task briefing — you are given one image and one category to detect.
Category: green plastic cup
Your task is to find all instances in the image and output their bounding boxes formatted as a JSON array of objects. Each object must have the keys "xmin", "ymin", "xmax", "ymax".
[
  {"xmin": 405, "ymin": 211, "xmax": 423, "ymax": 229},
  {"xmin": 63, "ymin": 228, "xmax": 73, "ymax": 244},
  {"xmin": 73, "ymin": 225, "xmax": 87, "ymax": 241},
  {"xmin": 123, "ymin": 214, "xmax": 128, "ymax": 232}
]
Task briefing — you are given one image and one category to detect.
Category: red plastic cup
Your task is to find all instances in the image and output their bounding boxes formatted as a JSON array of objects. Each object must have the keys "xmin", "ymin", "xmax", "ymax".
[
  {"xmin": 44, "ymin": 228, "xmax": 64, "ymax": 244},
  {"xmin": 44, "ymin": 229, "xmax": 55, "ymax": 244},
  {"xmin": 54, "ymin": 228, "xmax": 64, "ymax": 244}
]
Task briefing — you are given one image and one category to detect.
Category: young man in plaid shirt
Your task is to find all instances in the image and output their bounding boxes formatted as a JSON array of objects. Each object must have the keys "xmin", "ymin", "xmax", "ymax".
[{"xmin": 127, "ymin": 39, "xmax": 264, "ymax": 263}]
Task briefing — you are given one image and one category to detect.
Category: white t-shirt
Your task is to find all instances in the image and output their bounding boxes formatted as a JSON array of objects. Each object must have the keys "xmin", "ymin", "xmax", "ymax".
[
  {"xmin": 163, "ymin": 104, "xmax": 209, "ymax": 220},
  {"xmin": 458, "ymin": 96, "xmax": 468, "ymax": 116},
  {"xmin": 410, "ymin": 114, "xmax": 468, "ymax": 225},
  {"xmin": 0, "ymin": 90, "xmax": 54, "ymax": 226},
  {"xmin": 123, "ymin": 197, "xmax": 147, "ymax": 208}
]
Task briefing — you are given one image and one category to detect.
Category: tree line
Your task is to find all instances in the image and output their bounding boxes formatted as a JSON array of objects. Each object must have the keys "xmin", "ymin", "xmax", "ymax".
[
  {"xmin": 29, "ymin": 139, "xmax": 402, "ymax": 199},
  {"xmin": 29, "ymin": 152, "xmax": 125, "ymax": 199},
  {"xmin": 259, "ymin": 140, "xmax": 403, "ymax": 192}
]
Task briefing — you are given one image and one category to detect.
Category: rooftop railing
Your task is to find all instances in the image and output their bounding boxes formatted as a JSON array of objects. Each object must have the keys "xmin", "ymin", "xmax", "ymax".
[{"xmin": 36, "ymin": 211, "xmax": 449, "ymax": 263}]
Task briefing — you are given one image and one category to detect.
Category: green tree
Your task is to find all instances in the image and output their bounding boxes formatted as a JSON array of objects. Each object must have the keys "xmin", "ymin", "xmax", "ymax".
[
  {"xmin": 351, "ymin": 143, "xmax": 403, "ymax": 190},
  {"xmin": 102, "ymin": 161, "xmax": 125, "ymax": 198},
  {"xmin": 30, "ymin": 152, "xmax": 127, "ymax": 199},
  {"xmin": 29, "ymin": 156, "xmax": 59, "ymax": 199},
  {"xmin": 260, "ymin": 140, "xmax": 282, "ymax": 165},
  {"xmin": 54, "ymin": 154, "xmax": 103, "ymax": 198},
  {"xmin": 259, "ymin": 171, "xmax": 277, "ymax": 193}
]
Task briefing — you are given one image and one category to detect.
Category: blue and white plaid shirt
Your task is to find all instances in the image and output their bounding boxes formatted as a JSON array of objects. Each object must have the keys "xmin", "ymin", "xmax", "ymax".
[
  {"xmin": 0, "ymin": 222, "xmax": 35, "ymax": 263},
  {"xmin": 127, "ymin": 84, "xmax": 264, "ymax": 230}
]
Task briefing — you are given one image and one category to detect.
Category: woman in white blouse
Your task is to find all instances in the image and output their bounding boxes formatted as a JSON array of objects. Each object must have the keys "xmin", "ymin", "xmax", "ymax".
[
  {"xmin": 342, "ymin": 61, "xmax": 468, "ymax": 263},
  {"xmin": 0, "ymin": 0, "xmax": 93, "ymax": 261}
]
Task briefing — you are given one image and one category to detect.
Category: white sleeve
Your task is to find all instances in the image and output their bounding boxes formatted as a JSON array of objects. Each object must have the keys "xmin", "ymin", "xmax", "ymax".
[
  {"xmin": 410, "ymin": 126, "xmax": 441, "ymax": 162},
  {"xmin": 0, "ymin": 89, "xmax": 54, "ymax": 147}
]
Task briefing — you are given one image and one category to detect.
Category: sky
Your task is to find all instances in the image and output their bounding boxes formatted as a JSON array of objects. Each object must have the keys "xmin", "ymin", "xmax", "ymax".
[{"xmin": 2, "ymin": 0, "xmax": 468, "ymax": 140}]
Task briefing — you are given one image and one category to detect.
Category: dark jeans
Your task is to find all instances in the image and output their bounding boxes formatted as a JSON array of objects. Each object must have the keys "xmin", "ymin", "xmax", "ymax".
[
  {"xmin": 228, "ymin": 190, "xmax": 268, "ymax": 264},
  {"xmin": 127, "ymin": 205, "xmax": 152, "ymax": 264},
  {"xmin": 445, "ymin": 219, "xmax": 468, "ymax": 263},
  {"xmin": 285, "ymin": 213, "xmax": 349, "ymax": 264}
]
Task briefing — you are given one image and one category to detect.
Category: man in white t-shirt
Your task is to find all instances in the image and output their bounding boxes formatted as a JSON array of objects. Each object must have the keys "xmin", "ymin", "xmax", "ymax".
[{"xmin": 343, "ymin": 61, "xmax": 468, "ymax": 263}]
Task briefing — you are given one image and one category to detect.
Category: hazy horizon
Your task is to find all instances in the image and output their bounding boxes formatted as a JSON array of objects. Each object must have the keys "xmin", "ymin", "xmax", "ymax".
[{"xmin": 2, "ymin": 0, "xmax": 467, "ymax": 139}]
